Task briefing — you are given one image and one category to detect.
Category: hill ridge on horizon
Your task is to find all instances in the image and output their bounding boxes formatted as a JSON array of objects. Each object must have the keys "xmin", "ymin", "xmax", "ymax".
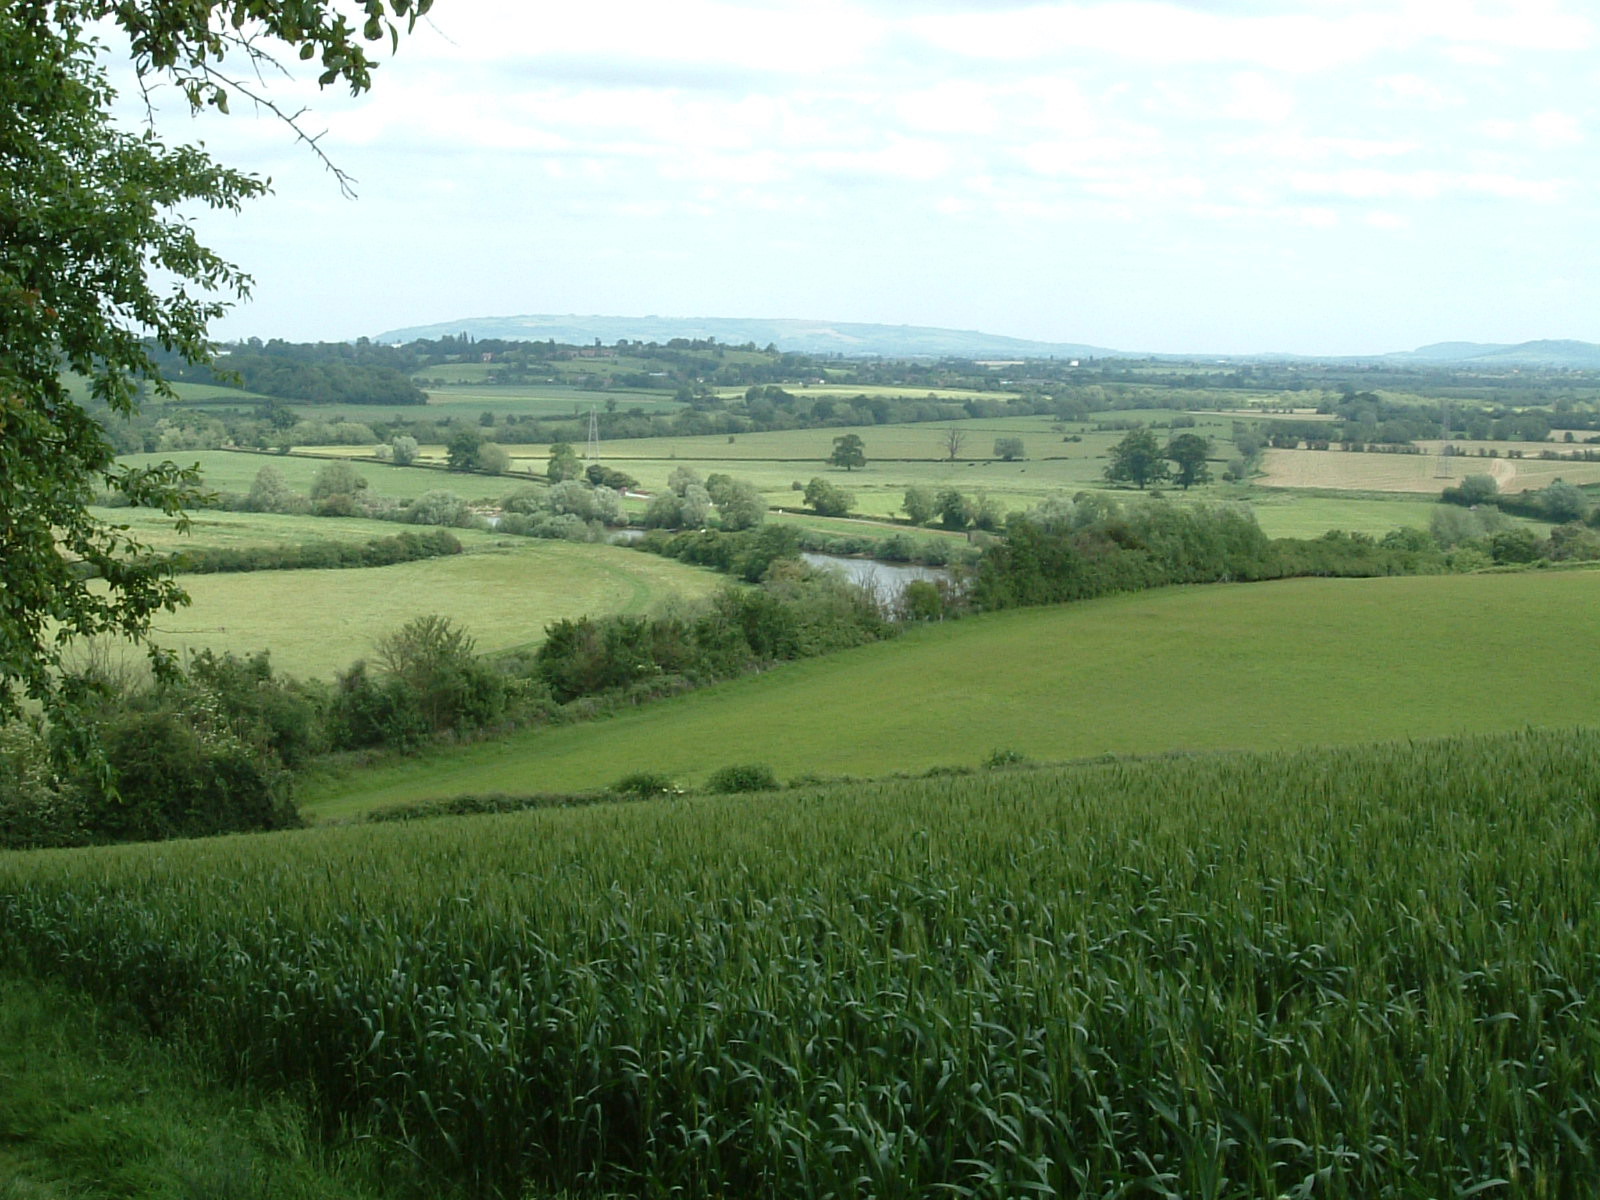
[{"xmin": 369, "ymin": 312, "xmax": 1600, "ymax": 368}]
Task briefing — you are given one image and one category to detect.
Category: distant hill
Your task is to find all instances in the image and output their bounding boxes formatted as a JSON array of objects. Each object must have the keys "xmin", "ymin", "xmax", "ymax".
[
  {"xmin": 1381, "ymin": 339, "xmax": 1600, "ymax": 369},
  {"xmin": 371, "ymin": 314, "xmax": 1121, "ymax": 360},
  {"xmin": 370, "ymin": 313, "xmax": 1600, "ymax": 367}
]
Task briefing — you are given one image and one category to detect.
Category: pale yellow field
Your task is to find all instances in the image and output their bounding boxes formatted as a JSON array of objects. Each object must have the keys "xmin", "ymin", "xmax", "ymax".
[{"xmin": 1259, "ymin": 444, "xmax": 1600, "ymax": 493}]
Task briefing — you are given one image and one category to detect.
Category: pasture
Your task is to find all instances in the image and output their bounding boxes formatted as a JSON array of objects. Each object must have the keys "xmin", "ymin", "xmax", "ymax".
[
  {"xmin": 6, "ymin": 728, "xmax": 1600, "ymax": 1196},
  {"xmin": 302, "ymin": 567, "xmax": 1600, "ymax": 817},
  {"xmin": 142, "ymin": 540, "xmax": 725, "ymax": 681},
  {"xmin": 93, "ymin": 506, "xmax": 511, "ymax": 556},
  {"xmin": 114, "ymin": 449, "xmax": 482, "ymax": 502}
]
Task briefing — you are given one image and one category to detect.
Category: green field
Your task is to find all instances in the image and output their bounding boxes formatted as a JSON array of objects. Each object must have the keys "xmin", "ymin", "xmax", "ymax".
[
  {"xmin": 172, "ymin": 401, "xmax": 1472, "ymax": 537},
  {"xmin": 6, "ymin": 728, "xmax": 1599, "ymax": 1196},
  {"xmin": 302, "ymin": 568, "xmax": 1600, "ymax": 817},
  {"xmin": 418, "ymin": 384, "xmax": 684, "ymax": 417},
  {"xmin": 92, "ymin": 506, "xmax": 512, "ymax": 555},
  {"xmin": 137, "ymin": 540, "xmax": 724, "ymax": 681},
  {"xmin": 115, "ymin": 449, "xmax": 508, "ymax": 502}
]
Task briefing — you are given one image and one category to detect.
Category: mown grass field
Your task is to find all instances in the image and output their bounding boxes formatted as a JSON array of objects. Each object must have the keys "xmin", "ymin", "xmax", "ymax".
[
  {"xmin": 92, "ymin": 506, "xmax": 513, "ymax": 556},
  {"xmin": 5, "ymin": 728, "xmax": 1599, "ymax": 1196},
  {"xmin": 140, "ymin": 541, "xmax": 724, "ymax": 681},
  {"xmin": 302, "ymin": 567, "xmax": 1600, "ymax": 818},
  {"xmin": 115, "ymin": 449, "xmax": 487, "ymax": 502}
]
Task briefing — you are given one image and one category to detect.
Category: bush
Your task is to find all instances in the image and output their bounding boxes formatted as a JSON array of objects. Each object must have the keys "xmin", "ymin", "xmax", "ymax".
[
  {"xmin": 804, "ymin": 477, "xmax": 853, "ymax": 517},
  {"xmin": 76, "ymin": 709, "xmax": 300, "ymax": 843},
  {"xmin": 612, "ymin": 771, "xmax": 678, "ymax": 799},
  {"xmin": 705, "ymin": 763, "xmax": 780, "ymax": 794},
  {"xmin": 0, "ymin": 721, "xmax": 85, "ymax": 849},
  {"xmin": 984, "ymin": 748, "xmax": 1029, "ymax": 769}
]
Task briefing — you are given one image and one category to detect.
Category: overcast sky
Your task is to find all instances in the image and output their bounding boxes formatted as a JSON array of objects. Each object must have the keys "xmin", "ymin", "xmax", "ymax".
[{"xmin": 129, "ymin": 0, "xmax": 1597, "ymax": 355}]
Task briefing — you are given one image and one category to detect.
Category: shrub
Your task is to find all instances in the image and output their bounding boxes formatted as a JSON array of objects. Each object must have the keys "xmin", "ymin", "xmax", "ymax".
[
  {"xmin": 984, "ymin": 747, "xmax": 1029, "ymax": 769},
  {"xmin": 705, "ymin": 763, "xmax": 780, "ymax": 794},
  {"xmin": 75, "ymin": 709, "xmax": 300, "ymax": 843},
  {"xmin": 612, "ymin": 771, "xmax": 678, "ymax": 799},
  {"xmin": 0, "ymin": 721, "xmax": 85, "ymax": 849}
]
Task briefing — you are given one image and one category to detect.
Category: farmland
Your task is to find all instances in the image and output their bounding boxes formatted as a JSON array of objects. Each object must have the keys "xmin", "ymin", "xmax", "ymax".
[
  {"xmin": 4, "ymin": 728, "xmax": 1599, "ymax": 1196},
  {"xmin": 12, "ymin": 346, "xmax": 1600, "ymax": 1197},
  {"xmin": 1260, "ymin": 443, "xmax": 1600, "ymax": 493},
  {"xmin": 270, "ymin": 409, "xmax": 1464, "ymax": 537},
  {"xmin": 302, "ymin": 567, "xmax": 1600, "ymax": 818},
  {"xmin": 145, "ymin": 539, "xmax": 725, "ymax": 680}
]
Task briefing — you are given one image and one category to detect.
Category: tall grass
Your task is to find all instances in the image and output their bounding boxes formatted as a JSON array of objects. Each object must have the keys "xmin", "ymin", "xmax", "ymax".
[{"xmin": 2, "ymin": 729, "xmax": 1598, "ymax": 1197}]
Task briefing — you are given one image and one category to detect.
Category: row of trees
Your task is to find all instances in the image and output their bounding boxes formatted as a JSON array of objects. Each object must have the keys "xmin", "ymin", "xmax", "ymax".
[{"xmin": 969, "ymin": 496, "xmax": 1455, "ymax": 612}]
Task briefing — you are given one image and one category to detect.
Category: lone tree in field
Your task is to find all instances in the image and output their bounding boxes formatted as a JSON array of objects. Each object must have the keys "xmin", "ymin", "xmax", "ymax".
[
  {"xmin": 1164, "ymin": 433, "xmax": 1213, "ymax": 490},
  {"xmin": 0, "ymin": 0, "xmax": 430, "ymax": 719},
  {"xmin": 902, "ymin": 485, "xmax": 937, "ymax": 526},
  {"xmin": 389, "ymin": 435, "xmax": 420, "ymax": 466},
  {"xmin": 547, "ymin": 442, "xmax": 581, "ymax": 482},
  {"xmin": 1104, "ymin": 428, "xmax": 1169, "ymax": 490},
  {"xmin": 446, "ymin": 429, "xmax": 484, "ymax": 472},
  {"xmin": 830, "ymin": 433, "xmax": 867, "ymax": 471},
  {"xmin": 943, "ymin": 428, "xmax": 967, "ymax": 461},
  {"xmin": 994, "ymin": 436, "xmax": 1025, "ymax": 462}
]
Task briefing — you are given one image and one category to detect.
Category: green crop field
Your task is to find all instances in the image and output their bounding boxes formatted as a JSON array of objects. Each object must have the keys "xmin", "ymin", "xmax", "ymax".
[
  {"xmin": 134, "ymin": 541, "xmax": 724, "ymax": 681},
  {"xmin": 5, "ymin": 728, "xmax": 1599, "ymax": 1196},
  {"xmin": 302, "ymin": 568, "xmax": 1600, "ymax": 818},
  {"xmin": 163, "ymin": 379, "xmax": 276, "ymax": 405}
]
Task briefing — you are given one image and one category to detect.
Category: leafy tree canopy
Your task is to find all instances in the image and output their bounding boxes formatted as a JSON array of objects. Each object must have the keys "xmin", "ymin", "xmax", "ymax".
[
  {"xmin": 1104, "ymin": 427, "xmax": 1169, "ymax": 490},
  {"xmin": 829, "ymin": 433, "xmax": 867, "ymax": 471},
  {"xmin": 1, "ymin": 0, "xmax": 429, "ymax": 718},
  {"xmin": 1164, "ymin": 432, "xmax": 1213, "ymax": 490}
]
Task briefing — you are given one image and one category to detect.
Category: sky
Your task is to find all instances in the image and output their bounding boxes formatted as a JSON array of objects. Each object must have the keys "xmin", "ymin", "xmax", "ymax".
[{"xmin": 118, "ymin": 0, "xmax": 1599, "ymax": 356}]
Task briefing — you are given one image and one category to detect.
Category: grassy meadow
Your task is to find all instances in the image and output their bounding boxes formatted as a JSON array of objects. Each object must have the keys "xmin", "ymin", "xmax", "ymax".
[
  {"xmin": 115, "ymin": 449, "xmax": 486, "ymax": 502},
  {"xmin": 93, "ymin": 506, "xmax": 514, "ymax": 556},
  {"xmin": 5, "ymin": 728, "xmax": 1599, "ymax": 1196},
  {"xmin": 142, "ymin": 540, "xmax": 725, "ymax": 681},
  {"xmin": 302, "ymin": 567, "xmax": 1600, "ymax": 818}
]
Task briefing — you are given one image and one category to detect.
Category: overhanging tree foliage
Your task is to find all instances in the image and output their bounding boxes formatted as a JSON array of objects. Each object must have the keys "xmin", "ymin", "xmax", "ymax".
[{"xmin": 0, "ymin": 0, "xmax": 429, "ymax": 716}]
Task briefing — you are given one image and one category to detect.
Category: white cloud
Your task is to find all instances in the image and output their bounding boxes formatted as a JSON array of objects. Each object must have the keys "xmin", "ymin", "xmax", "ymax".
[
  {"xmin": 1290, "ymin": 167, "xmax": 1565, "ymax": 204},
  {"xmin": 895, "ymin": 80, "xmax": 1001, "ymax": 136},
  {"xmin": 1374, "ymin": 74, "xmax": 1463, "ymax": 110},
  {"xmin": 1218, "ymin": 134, "xmax": 1417, "ymax": 162},
  {"xmin": 808, "ymin": 137, "xmax": 955, "ymax": 183},
  {"xmin": 1222, "ymin": 72, "xmax": 1296, "ymax": 125},
  {"xmin": 1296, "ymin": 207, "xmax": 1340, "ymax": 228},
  {"xmin": 1529, "ymin": 110, "xmax": 1584, "ymax": 147}
]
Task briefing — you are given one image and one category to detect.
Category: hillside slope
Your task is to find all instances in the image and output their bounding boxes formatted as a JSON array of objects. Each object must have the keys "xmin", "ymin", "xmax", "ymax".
[{"xmin": 305, "ymin": 568, "xmax": 1600, "ymax": 818}]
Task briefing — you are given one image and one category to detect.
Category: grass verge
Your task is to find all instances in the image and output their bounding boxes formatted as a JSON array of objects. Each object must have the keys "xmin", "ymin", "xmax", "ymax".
[{"xmin": 0, "ymin": 975, "xmax": 412, "ymax": 1200}]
